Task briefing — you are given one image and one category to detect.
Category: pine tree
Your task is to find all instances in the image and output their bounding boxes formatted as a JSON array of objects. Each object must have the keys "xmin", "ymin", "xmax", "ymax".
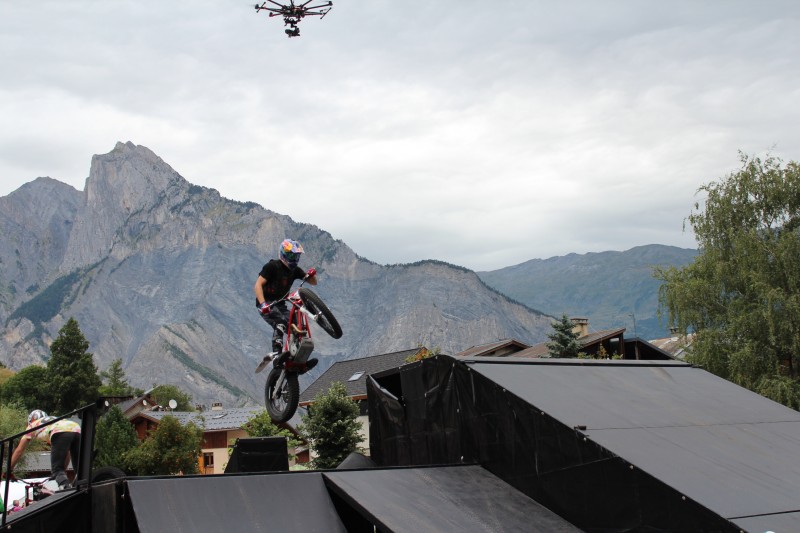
[
  {"xmin": 299, "ymin": 382, "xmax": 363, "ymax": 469},
  {"xmin": 99, "ymin": 359, "xmax": 142, "ymax": 397},
  {"xmin": 546, "ymin": 314, "xmax": 585, "ymax": 358},
  {"xmin": 46, "ymin": 318, "xmax": 102, "ymax": 414},
  {"xmin": 94, "ymin": 405, "xmax": 139, "ymax": 472}
]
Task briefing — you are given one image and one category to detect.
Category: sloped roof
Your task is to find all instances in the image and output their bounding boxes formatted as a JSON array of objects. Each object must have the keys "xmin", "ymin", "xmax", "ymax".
[
  {"xmin": 648, "ymin": 332, "xmax": 695, "ymax": 359},
  {"xmin": 299, "ymin": 349, "xmax": 419, "ymax": 404},
  {"xmin": 454, "ymin": 339, "xmax": 530, "ymax": 358},
  {"xmin": 134, "ymin": 407, "xmax": 264, "ymax": 432},
  {"xmin": 515, "ymin": 327, "xmax": 626, "ymax": 358}
]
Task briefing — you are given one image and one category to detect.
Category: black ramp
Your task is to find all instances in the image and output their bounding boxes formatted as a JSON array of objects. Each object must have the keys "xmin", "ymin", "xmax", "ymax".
[
  {"xmin": 126, "ymin": 473, "xmax": 347, "ymax": 533},
  {"xmin": 470, "ymin": 359, "xmax": 800, "ymax": 524},
  {"xmin": 323, "ymin": 465, "xmax": 581, "ymax": 532}
]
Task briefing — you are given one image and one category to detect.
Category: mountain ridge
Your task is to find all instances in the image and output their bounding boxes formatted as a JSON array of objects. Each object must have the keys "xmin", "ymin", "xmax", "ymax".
[
  {"xmin": 477, "ymin": 244, "xmax": 699, "ymax": 340},
  {"xmin": 0, "ymin": 142, "xmax": 554, "ymax": 406}
]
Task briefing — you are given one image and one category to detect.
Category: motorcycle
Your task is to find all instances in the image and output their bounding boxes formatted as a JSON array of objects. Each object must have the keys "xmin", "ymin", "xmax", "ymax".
[{"xmin": 257, "ymin": 284, "xmax": 342, "ymax": 422}]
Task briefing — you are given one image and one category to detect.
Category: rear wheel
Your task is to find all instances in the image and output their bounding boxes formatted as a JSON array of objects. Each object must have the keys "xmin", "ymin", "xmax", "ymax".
[
  {"xmin": 298, "ymin": 288, "xmax": 343, "ymax": 339},
  {"xmin": 265, "ymin": 367, "xmax": 299, "ymax": 423}
]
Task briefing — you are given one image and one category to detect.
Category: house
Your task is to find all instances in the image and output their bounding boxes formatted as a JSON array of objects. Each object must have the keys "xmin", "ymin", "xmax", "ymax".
[
  {"xmin": 454, "ymin": 338, "xmax": 530, "ymax": 357},
  {"xmin": 128, "ymin": 405, "xmax": 308, "ymax": 473},
  {"xmin": 648, "ymin": 330, "xmax": 695, "ymax": 359},
  {"xmin": 298, "ymin": 348, "xmax": 421, "ymax": 451},
  {"xmin": 114, "ymin": 388, "xmax": 159, "ymax": 419}
]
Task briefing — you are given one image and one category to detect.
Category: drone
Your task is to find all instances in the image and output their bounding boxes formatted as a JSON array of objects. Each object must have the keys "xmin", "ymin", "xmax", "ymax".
[{"xmin": 254, "ymin": 0, "xmax": 333, "ymax": 38}]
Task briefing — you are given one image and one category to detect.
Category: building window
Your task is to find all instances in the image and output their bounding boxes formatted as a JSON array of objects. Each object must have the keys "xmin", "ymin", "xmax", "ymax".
[{"xmin": 203, "ymin": 452, "xmax": 214, "ymax": 474}]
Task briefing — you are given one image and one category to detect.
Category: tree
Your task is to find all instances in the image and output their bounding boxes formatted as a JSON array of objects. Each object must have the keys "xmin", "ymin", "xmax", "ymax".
[
  {"xmin": 546, "ymin": 314, "xmax": 586, "ymax": 358},
  {"xmin": 94, "ymin": 405, "xmax": 139, "ymax": 472},
  {"xmin": 0, "ymin": 403, "xmax": 46, "ymax": 471},
  {"xmin": 99, "ymin": 359, "xmax": 143, "ymax": 397},
  {"xmin": 124, "ymin": 415, "xmax": 203, "ymax": 475},
  {"xmin": 149, "ymin": 384, "xmax": 194, "ymax": 411},
  {"xmin": 0, "ymin": 403, "xmax": 27, "ymax": 441},
  {"xmin": 656, "ymin": 153, "xmax": 800, "ymax": 408},
  {"xmin": 0, "ymin": 365, "xmax": 50, "ymax": 411},
  {"xmin": 243, "ymin": 410, "xmax": 298, "ymax": 441},
  {"xmin": 299, "ymin": 382, "xmax": 363, "ymax": 469},
  {"xmin": 46, "ymin": 318, "xmax": 102, "ymax": 414}
]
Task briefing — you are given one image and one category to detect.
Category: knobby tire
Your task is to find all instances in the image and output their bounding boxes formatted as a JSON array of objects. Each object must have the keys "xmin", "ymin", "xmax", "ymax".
[
  {"xmin": 265, "ymin": 367, "xmax": 300, "ymax": 423},
  {"xmin": 298, "ymin": 288, "xmax": 343, "ymax": 339}
]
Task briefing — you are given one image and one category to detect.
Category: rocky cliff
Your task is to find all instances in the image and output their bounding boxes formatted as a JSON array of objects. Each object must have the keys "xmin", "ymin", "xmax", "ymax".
[{"xmin": 0, "ymin": 142, "xmax": 553, "ymax": 405}]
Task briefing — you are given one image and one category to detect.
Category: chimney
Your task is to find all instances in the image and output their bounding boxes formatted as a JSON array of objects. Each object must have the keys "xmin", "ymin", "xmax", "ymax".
[
  {"xmin": 211, "ymin": 402, "xmax": 223, "ymax": 411},
  {"xmin": 571, "ymin": 317, "xmax": 589, "ymax": 338}
]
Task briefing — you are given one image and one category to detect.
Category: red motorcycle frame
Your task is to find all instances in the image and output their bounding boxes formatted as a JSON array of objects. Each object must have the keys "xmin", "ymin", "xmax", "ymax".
[{"xmin": 262, "ymin": 286, "xmax": 342, "ymax": 422}]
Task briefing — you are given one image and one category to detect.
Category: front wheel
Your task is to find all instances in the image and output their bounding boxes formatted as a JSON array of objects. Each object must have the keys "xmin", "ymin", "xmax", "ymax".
[
  {"xmin": 265, "ymin": 367, "xmax": 299, "ymax": 423},
  {"xmin": 298, "ymin": 288, "xmax": 343, "ymax": 339}
]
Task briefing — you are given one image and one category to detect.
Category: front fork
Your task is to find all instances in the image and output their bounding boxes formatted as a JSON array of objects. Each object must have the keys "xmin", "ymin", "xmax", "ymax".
[{"xmin": 271, "ymin": 369, "xmax": 287, "ymax": 401}]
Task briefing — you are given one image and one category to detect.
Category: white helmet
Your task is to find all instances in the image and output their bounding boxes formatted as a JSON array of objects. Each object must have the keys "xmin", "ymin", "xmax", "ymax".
[{"xmin": 28, "ymin": 409, "xmax": 47, "ymax": 425}]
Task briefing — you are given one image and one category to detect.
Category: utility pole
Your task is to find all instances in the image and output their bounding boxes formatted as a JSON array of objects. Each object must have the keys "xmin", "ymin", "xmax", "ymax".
[{"xmin": 629, "ymin": 313, "xmax": 640, "ymax": 360}]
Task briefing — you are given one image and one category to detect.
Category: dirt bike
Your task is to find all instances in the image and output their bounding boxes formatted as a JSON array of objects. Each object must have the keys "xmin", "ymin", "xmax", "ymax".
[{"xmin": 257, "ymin": 285, "xmax": 342, "ymax": 423}]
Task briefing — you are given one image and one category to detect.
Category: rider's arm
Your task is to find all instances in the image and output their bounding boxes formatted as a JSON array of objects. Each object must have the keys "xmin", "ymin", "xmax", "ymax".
[
  {"xmin": 254, "ymin": 275, "xmax": 268, "ymax": 305},
  {"xmin": 9, "ymin": 436, "xmax": 31, "ymax": 470}
]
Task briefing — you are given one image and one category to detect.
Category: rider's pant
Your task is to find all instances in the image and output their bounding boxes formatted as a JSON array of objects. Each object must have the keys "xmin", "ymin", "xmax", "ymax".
[
  {"xmin": 259, "ymin": 302, "xmax": 291, "ymax": 352},
  {"xmin": 50, "ymin": 431, "xmax": 81, "ymax": 488}
]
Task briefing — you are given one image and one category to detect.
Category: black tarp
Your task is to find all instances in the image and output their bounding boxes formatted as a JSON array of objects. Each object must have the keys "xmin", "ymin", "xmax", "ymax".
[
  {"xmin": 322, "ymin": 464, "xmax": 581, "ymax": 532},
  {"xmin": 0, "ymin": 489, "xmax": 88, "ymax": 533},
  {"xmin": 471, "ymin": 358, "xmax": 800, "ymax": 526},
  {"xmin": 368, "ymin": 355, "xmax": 800, "ymax": 531},
  {"xmin": 126, "ymin": 473, "xmax": 347, "ymax": 533}
]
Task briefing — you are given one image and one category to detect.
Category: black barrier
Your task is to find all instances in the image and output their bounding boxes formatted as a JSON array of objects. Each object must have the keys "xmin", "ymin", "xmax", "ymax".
[
  {"xmin": 224, "ymin": 437, "xmax": 289, "ymax": 473},
  {"xmin": 367, "ymin": 355, "xmax": 748, "ymax": 532}
]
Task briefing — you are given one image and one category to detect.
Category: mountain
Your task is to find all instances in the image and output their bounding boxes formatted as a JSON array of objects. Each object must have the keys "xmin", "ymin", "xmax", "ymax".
[
  {"xmin": 477, "ymin": 245, "xmax": 699, "ymax": 341},
  {"xmin": 0, "ymin": 142, "xmax": 554, "ymax": 406}
]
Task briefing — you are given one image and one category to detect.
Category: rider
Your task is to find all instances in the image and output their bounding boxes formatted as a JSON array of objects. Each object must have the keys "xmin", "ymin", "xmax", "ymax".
[
  {"xmin": 255, "ymin": 238, "xmax": 318, "ymax": 370},
  {"xmin": 8, "ymin": 410, "xmax": 81, "ymax": 490}
]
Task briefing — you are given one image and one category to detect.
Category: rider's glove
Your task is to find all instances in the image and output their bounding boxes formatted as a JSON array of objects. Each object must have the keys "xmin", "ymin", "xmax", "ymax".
[
  {"xmin": 258, "ymin": 302, "xmax": 271, "ymax": 315},
  {"xmin": 305, "ymin": 267, "xmax": 317, "ymax": 279}
]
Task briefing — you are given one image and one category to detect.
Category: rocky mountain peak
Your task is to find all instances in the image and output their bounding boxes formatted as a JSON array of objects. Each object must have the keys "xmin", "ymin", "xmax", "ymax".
[{"xmin": 1, "ymin": 142, "xmax": 554, "ymax": 406}]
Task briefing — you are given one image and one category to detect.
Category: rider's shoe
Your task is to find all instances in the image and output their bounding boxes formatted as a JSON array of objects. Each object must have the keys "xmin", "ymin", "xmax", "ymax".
[
  {"xmin": 296, "ymin": 357, "xmax": 318, "ymax": 375},
  {"xmin": 255, "ymin": 352, "xmax": 277, "ymax": 374}
]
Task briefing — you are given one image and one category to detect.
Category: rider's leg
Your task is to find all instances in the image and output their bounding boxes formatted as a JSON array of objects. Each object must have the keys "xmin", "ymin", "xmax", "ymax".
[
  {"xmin": 67, "ymin": 433, "xmax": 81, "ymax": 486},
  {"xmin": 49, "ymin": 433, "xmax": 71, "ymax": 488},
  {"xmin": 272, "ymin": 323, "xmax": 286, "ymax": 353}
]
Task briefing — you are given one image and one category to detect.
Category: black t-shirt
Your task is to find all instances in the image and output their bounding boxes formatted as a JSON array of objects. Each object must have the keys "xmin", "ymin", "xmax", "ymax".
[{"xmin": 258, "ymin": 259, "xmax": 305, "ymax": 301}]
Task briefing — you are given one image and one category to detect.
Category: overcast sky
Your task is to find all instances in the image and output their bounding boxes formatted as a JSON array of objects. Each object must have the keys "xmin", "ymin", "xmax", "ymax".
[{"xmin": 1, "ymin": 1, "xmax": 799, "ymax": 271}]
